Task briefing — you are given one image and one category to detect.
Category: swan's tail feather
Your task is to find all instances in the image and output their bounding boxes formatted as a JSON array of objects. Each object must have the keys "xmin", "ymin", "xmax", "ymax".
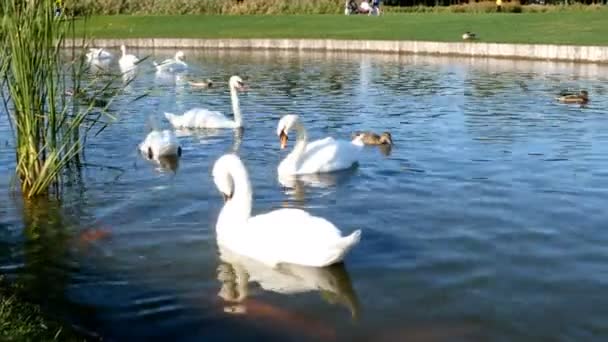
[{"xmin": 322, "ymin": 230, "xmax": 362, "ymax": 267}]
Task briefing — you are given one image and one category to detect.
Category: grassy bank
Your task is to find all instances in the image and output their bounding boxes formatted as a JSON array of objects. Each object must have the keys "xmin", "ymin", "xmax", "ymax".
[
  {"xmin": 0, "ymin": 280, "xmax": 84, "ymax": 341},
  {"xmin": 62, "ymin": 0, "xmax": 605, "ymax": 15},
  {"xmin": 79, "ymin": 12, "xmax": 608, "ymax": 45}
]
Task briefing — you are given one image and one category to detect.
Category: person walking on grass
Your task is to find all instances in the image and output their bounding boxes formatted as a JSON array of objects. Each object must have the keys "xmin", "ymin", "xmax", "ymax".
[{"xmin": 496, "ymin": 0, "xmax": 502, "ymax": 12}]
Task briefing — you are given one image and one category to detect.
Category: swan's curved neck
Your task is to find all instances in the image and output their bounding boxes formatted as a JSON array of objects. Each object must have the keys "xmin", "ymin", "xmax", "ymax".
[
  {"xmin": 121, "ymin": 47, "xmax": 126, "ymax": 56},
  {"xmin": 289, "ymin": 122, "xmax": 308, "ymax": 166},
  {"xmin": 218, "ymin": 160, "xmax": 252, "ymax": 227},
  {"xmin": 230, "ymin": 86, "xmax": 242, "ymax": 127}
]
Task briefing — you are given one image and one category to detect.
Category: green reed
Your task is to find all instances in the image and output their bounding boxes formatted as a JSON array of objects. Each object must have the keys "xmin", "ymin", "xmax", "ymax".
[{"xmin": 1, "ymin": 0, "xmax": 118, "ymax": 198}]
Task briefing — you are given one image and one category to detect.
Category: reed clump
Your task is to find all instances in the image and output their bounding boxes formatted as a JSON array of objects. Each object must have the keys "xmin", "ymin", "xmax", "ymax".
[{"xmin": 1, "ymin": 0, "xmax": 117, "ymax": 198}]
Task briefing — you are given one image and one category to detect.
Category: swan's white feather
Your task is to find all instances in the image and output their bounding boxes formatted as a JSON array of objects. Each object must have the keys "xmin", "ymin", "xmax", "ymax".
[
  {"xmin": 138, "ymin": 130, "xmax": 181, "ymax": 159},
  {"xmin": 154, "ymin": 58, "xmax": 187, "ymax": 72},
  {"xmin": 213, "ymin": 153, "xmax": 361, "ymax": 268},
  {"xmin": 164, "ymin": 109, "xmax": 238, "ymax": 129},
  {"xmin": 164, "ymin": 76, "xmax": 245, "ymax": 129},
  {"xmin": 119, "ymin": 53, "xmax": 139, "ymax": 72},
  {"xmin": 279, "ymin": 136, "xmax": 362, "ymax": 175},
  {"xmin": 86, "ymin": 48, "xmax": 112, "ymax": 62},
  {"xmin": 220, "ymin": 208, "xmax": 360, "ymax": 268}
]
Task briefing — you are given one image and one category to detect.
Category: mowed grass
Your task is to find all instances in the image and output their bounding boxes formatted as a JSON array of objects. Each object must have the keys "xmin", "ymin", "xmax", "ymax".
[{"xmin": 79, "ymin": 12, "xmax": 608, "ymax": 45}]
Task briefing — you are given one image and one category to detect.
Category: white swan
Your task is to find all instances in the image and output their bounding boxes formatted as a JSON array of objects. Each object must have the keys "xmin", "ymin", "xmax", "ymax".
[
  {"xmin": 138, "ymin": 129, "xmax": 182, "ymax": 160},
  {"xmin": 85, "ymin": 48, "xmax": 112, "ymax": 62},
  {"xmin": 164, "ymin": 76, "xmax": 246, "ymax": 129},
  {"xmin": 153, "ymin": 51, "xmax": 187, "ymax": 73},
  {"xmin": 118, "ymin": 45, "xmax": 139, "ymax": 72},
  {"xmin": 212, "ymin": 154, "xmax": 361, "ymax": 268},
  {"xmin": 276, "ymin": 114, "xmax": 363, "ymax": 176}
]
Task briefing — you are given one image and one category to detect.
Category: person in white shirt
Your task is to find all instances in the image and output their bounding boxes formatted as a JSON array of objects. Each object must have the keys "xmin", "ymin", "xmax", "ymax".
[{"xmin": 359, "ymin": 0, "xmax": 371, "ymax": 14}]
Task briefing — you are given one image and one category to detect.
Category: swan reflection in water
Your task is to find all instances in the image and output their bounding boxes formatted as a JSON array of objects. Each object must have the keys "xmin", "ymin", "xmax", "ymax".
[
  {"xmin": 216, "ymin": 246, "xmax": 360, "ymax": 320},
  {"xmin": 176, "ymin": 127, "xmax": 243, "ymax": 153},
  {"xmin": 154, "ymin": 69, "xmax": 188, "ymax": 89},
  {"xmin": 140, "ymin": 154, "xmax": 180, "ymax": 173},
  {"xmin": 278, "ymin": 167, "xmax": 357, "ymax": 203},
  {"xmin": 86, "ymin": 58, "xmax": 112, "ymax": 74}
]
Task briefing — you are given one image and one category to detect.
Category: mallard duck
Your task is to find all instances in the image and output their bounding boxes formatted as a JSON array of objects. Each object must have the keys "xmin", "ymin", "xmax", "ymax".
[
  {"xmin": 351, "ymin": 131, "xmax": 393, "ymax": 145},
  {"xmin": 65, "ymin": 88, "xmax": 108, "ymax": 108},
  {"xmin": 556, "ymin": 90, "xmax": 588, "ymax": 104},
  {"xmin": 462, "ymin": 32, "xmax": 477, "ymax": 41},
  {"xmin": 189, "ymin": 79, "xmax": 213, "ymax": 88}
]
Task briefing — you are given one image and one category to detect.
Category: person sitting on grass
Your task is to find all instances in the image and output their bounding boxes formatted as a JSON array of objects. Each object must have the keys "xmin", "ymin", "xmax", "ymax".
[
  {"xmin": 371, "ymin": 0, "xmax": 381, "ymax": 16},
  {"xmin": 359, "ymin": 0, "xmax": 371, "ymax": 14},
  {"xmin": 345, "ymin": 0, "xmax": 359, "ymax": 15}
]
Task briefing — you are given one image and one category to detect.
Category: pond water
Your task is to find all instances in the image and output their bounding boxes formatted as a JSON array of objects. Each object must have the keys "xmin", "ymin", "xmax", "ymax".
[{"xmin": 1, "ymin": 49, "xmax": 608, "ymax": 341}]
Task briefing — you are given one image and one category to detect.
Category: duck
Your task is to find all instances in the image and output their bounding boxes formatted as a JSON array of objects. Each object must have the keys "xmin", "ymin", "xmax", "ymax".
[
  {"xmin": 556, "ymin": 90, "xmax": 588, "ymax": 104},
  {"xmin": 138, "ymin": 129, "xmax": 182, "ymax": 160},
  {"xmin": 65, "ymin": 88, "xmax": 108, "ymax": 108},
  {"xmin": 276, "ymin": 114, "xmax": 363, "ymax": 176},
  {"xmin": 351, "ymin": 131, "xmax": 393, "ymax": 145},
  {"xmin": 164, "ymin": 76, "xmax": 247, "ymax": 129},
  {"xmin": 85, "ymin": 48, "xmax": 113, "ymax": 62},
  {"xmin": 462, "ymin": 31, "xmax": 477, "ymax": 41},
  {"xmin": 153, "ymin": 51, "xmax": 187, "ymax": 73},
  {"xmin": 118, "ymin": 44, "xmax": 139, "ymax": 72},
  {"xmin": 189, "ymin": 79, "xmax": 213, "ymax": 88},
  {"xmin": 212, "ymin": 153, "xmax": 361, "ymax": 268}
]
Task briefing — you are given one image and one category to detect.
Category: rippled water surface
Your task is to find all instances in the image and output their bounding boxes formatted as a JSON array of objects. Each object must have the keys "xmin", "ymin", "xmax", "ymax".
[{"xmin": 1, "ymin": 49, "xmax": 608, "ymax": 341}]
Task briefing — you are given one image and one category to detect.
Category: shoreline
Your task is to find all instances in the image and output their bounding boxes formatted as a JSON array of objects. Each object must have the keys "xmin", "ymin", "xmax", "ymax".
[{"xmin": 69, "ymin": 38, "xmax": 608, "ymax": 63}]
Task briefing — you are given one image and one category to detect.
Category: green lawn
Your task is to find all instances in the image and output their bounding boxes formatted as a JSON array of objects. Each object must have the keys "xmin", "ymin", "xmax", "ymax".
[{"xmin": 79, "ymin": 12, "xmax": 608, "ymax": 45}]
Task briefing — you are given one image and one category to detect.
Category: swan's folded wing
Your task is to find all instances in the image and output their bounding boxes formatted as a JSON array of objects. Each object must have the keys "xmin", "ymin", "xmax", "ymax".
[
  {"xmin": 236, "ymin": 208, "xmax": 353, "ymax": 266},
  {"xmin": 298, "ymin": 138, "xmax": 360, "ymax": 173},
  {"xmin": 178, "ymin": 108, "xmax": 231, "ymax": 128}
]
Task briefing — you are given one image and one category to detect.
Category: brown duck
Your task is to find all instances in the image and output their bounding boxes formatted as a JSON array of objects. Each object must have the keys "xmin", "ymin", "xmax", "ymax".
[
  {"xmin": 556, "ymin": 90, "xmax": 588, "ymax": 104},
  {"xmin": 352, "ymin": 131, "xmax": 393, "ymax": 145}
]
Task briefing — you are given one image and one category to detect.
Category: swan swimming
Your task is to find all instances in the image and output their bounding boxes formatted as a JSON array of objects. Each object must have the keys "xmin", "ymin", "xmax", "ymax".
[
  {"xmin": 153, "ymin": 51, "xmax": 187, "ymax": 73},
  {"xmin": 164, "ymin": 76, "xmax": 247, "ymax": 129},
  {"xmin": 85, "ymin": 48, "xmax": 113, "ymax": 62},
  {"xmin": 138, "ymin": 129, "xmax": 182, "ymax": 160},
  {"xmin": 212, "ymin": 154, "xmax": 361, "ymax": 268},
  {"xmin": 118, "ymin": 45, "xmax": 139, "ymax": 72},
  {"xmin": 276, "ymin": 114, "xmax": 363, "ymax": 176}
]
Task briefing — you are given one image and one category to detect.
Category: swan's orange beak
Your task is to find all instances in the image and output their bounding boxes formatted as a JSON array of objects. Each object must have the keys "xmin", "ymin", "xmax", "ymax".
[{"xmin": 279, "ymin": 131, "xmax": 288, "ymax": 149}]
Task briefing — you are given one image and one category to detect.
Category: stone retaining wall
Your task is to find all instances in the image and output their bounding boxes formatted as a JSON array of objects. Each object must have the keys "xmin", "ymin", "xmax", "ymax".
[{"xmin": 67, "ymin": 38, "xmax": 608, "ymax": 63}]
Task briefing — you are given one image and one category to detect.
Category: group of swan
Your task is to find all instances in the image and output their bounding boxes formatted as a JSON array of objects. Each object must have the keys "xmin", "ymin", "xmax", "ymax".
[
  {"xmin": 83, "ymin": 47, "xmax": 190, "ymax": 163},
  {"xmin": 85, "ymin": 46, "xmax": 188, "ymax": 73},
  {"xmin": 135, "ymin": 70, "xmax": 375, "ymax": 267},
  {"xmin": 138, "ymin": 73, "xmax": 366, "ymax": 267}
]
